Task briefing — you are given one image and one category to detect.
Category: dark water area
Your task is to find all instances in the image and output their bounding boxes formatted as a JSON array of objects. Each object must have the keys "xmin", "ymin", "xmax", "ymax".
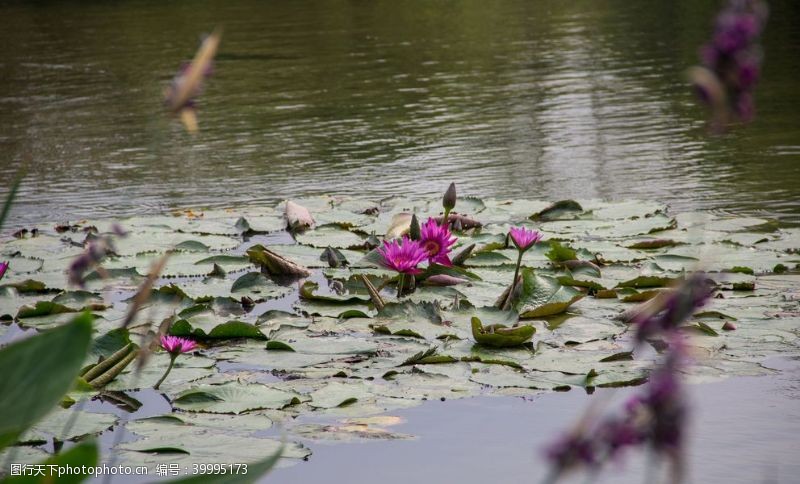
[
  {"xmin": 1, "ymin": 0, "xmax": 799, "ymax": 227},
  {"xmin": 269, "ymin": 356, "xmax": 800, "ymax": 484}
]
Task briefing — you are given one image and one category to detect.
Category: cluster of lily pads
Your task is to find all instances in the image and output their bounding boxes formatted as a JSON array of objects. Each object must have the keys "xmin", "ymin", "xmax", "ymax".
[{"xmin": 1, "ymin": 187, "xmax": 799, "ymax": 474}]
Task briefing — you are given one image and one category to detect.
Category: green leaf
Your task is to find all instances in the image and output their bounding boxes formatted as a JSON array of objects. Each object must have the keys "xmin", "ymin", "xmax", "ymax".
[
  {"xmin": 545, "ymin": 241, "xmax": 578, "ymax": 263},
  {"xmin": 173, "ymin": 382, "xmax": 301, "ymax": 414},
  {"xmin": 170, "ymin": 319, "xmax": 266, "ymax": 340},
  {"xmin": 89, "ymin": 328, "xmax": 132, "ymax": 360},
  {"xmin": 266, "ymin": 340, "xmax": 295, "ymax": 351},
  {"xmin": 0, "ymin": 312, "xmax": 93, "ymax": 450},
  {"xmin": 16, "ymin": 301, "xmax": 76, "ymax": 319},
  {"xmin": 616, "ymin": 275, "xmax": 676, "ymax": 289},
  {"xmin": 471, "ymin": 316, "xmax": 535, "ymax": 348},
  {"xmin": 514, "ymin": 269, "xmax": 584, "ymax": 318},
  {"xmin": 308, "ymin": 381, "xmax": 370, "ymax": 408},
  {"xmin": 680, "ymin": 322, "xmax": 719, "ymax": 336},
  {"xmin": 299, "ymin": 281, "xmax": 371, "ymax": 304},
  {"xmin": 2, "ymin": 440, "xmax": 99, "ymax": 484},
  {"xmin": 530, "ymin": 200, "xmax": 583, "ymax": 221}
]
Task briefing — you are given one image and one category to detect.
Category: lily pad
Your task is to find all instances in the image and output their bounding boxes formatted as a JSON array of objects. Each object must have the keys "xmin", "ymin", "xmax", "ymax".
[
  {"xmin": 514, "ymin": 270, "xmax": 584, "ymax": 318},
  {"xmin": 471, "ymin": 316, "xmax": 535, "ymax": 348}
]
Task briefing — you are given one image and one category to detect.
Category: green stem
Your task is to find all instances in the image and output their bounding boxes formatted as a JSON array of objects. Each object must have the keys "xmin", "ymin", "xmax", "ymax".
[
  {"xmin": 442, "ymin": 208, "xmax": 451, "ymax": 229},
  {"xmin": 153, "ymin": 354, "xmax": 177, "ymax": 390},
  {"xmin": 397, "ymin": 273, "xmax": 405, "ymax": 299},
  {"xmin": 511, "ymin": 250, "xmax": 524, "ymax": 293},
  {"xmin": 504, "ymin": 250, "xmax": 524, "ymax": 310}
]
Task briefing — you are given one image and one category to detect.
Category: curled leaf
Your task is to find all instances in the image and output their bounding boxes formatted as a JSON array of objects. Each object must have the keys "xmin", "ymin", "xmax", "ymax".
[
  {"xmin": 530, "ymin": 200, "xmax": 583, "ymax": 221},
  {"xmin": 471, "ymin": 316, "xmax": 535, "ymax": 348},
  {"xmin": 246, "ymin": 244, "xmax": 311, "ymax": 277},
  {"xmin": 423, "ymin": 274, "xmax": 468, "ymax": 286},
  {"xmin": 386, "ymin": 213, "xmax": 413, "ymax": 239}
]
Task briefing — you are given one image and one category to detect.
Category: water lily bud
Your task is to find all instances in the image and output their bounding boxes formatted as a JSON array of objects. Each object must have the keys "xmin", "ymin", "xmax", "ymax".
[
  {"xmin": 409, "ymin": 214, "xmax": 421, "ymax": 241},
  {"xmin": 443, "ymin": 183, "xmax": 456, "ymax": 211}
]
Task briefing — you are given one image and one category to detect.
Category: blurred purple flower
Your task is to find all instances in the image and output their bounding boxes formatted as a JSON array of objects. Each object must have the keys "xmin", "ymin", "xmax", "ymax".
[
  {"xmin": 545, "ymin": 433, "xmax": 597, "ymax": 475},
  {"xmin": 634, "ymin": 273, "xmax": 714, "ymax": 343},
  {"xmin": 690, "ymin": 0, "xmax": 768, "ymax": 131},
  {"xmin": 67, "ymin": 232, "xmax": 121, "ymax": 287},
  {"xmin": 0, "ymin": 261, "xmax": 8, "ymax": 280}
]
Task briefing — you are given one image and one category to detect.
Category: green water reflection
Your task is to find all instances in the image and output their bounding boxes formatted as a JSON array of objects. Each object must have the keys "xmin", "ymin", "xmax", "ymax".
[{"xmin": 0, "ymin": 0, "xmax": 798, "ymax": 225}]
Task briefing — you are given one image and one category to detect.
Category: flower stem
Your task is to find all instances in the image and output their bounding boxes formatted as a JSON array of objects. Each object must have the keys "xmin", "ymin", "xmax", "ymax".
[
  {"xmin": 511, "ymin": 250, "xmax": 524, "ymax": 294},
  {"xmin": 153, "ymin": 354, "xmax": 177, "ymax": 390},
  {"xmin": 442, "ymin": 208, "xmax": 451, "ymax": 229},
  {"xmin": 504, "ymin": 250, "xmax": 524, "ymax": 310},
  {"xmin": 397, "ymin": 273, "xmax": 405, "ymax": 299}
]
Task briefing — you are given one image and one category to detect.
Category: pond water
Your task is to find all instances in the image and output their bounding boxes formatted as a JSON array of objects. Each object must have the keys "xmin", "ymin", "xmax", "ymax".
[
  {"xmin": 1, "ymin": 0, "xmax": 800, "ymax": 228},
  {"xmin": 270, "ymin": 356, "xmax": 800, "ymax": 484}
]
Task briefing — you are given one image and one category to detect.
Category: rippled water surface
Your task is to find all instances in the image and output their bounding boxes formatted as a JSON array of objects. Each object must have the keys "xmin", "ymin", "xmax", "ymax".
[{"xmin": 1, "ymin": 0, "xmax": 799, "ymax": 225}]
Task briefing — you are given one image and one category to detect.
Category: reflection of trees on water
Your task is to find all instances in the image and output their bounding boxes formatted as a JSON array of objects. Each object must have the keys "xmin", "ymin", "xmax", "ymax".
[{"xmin": 0, "ymin": 0, "xmax": 798, "ymax": 225}]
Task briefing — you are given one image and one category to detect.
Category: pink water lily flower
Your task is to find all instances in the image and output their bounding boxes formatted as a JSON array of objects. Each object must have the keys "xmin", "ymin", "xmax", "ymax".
[
  {"xmin": 509, "ymin": 226, "xmax": 543, "ymax": 253},
  {"xmin": 0, "ymin": 261, "xmax": 8, "ymax": 280},
  {"xmin": 378, "ymin": 236, "xmax": 427, "ymax": 275},
  {"xmin": 420, "ymin": 217, "xmax": 457, "ymax": 266},
  {"xmin": 160, "ymin": 335, "xmax": 197, "ymax": 355}
]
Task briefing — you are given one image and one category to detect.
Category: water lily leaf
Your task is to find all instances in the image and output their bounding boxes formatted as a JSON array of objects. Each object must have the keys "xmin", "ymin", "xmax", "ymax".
[
  {"xmin": 373, "ymin": 372, "xmax": 479, "ymax": 400},
  {"xmin": 616, "ymin": 275, "xmax": 677, "ymax": 289},
  {"xmin": 299, "ymin": 281, "xmax": 371, "ymax": 304},
  {"xmin": 599, "ymin": 351, "xmax": 634, "ymax": 362},
  {"xmin": 463, "ymin": 251, "xmax": 513, "ymax": 267},
  {"xmin": 514, "ymin": 270, "xmax": 584, "ymax": 318},
  {"xmin": 530, "ymin": 200, "xmax": 583, "ymax": 221},
  {"xmin": 627, "ymin": 239, "xmax": 680, "ymax": 250},
  {"xmin": 266, "ymin": 340, "xmax": 295, "ymax": 351},
  {"xmin": 296, "ymin": 225, "xmax": 365, "ymax": 250},
  {"xmin": 621, "ymin": 289, "xmax": 662, "ymax": 302},
  {"xmin": 308, "ymin": 381, "xmax": 371, "ymax": 408},
  {"xmin": 173, "ymin": 382, "xmax": 301, "ymax": 414},
  {"xmin": 0, "ymin": 279, "xmax": 50, "ymax": 294},
  {"xmin": 120, "ymin": 417, "xmax": 308, "ymax": 468},
  {"xmin": 171, "ymin": 316, "xmax": 266, "ymax": 340},
  {"xmin": 1, "ymin": 440, "xmax": 98, "ymax": 484},
  {"xmin": 295, "ymin": 299, "xmax": 373, "ymax": 318},
  {"xmin": 89, "ymin": 328, "xmax": 132, "ymax": 361},
  {"xmin": 680, "ymin": 322, "xmax": 719, "ymax": 336},
  {"xmin": 369, "ymin": 301, "xmax": 450, "ymax": 340},
  {"xmin": 167, "ymin": 444, "xmax": 286, "ymax": 484},
  {"xmin": 246, "ymin": 244, "xmax": 310, "ymax": 277},
  {"xmin": 321, "ymin": 246, "xmax": 349, "ymax": 268},
  {"xmin": 0, "ymin": 313, "xmax": 93, "ymax": 449},
  {"xmin": 16, "ymin": 300, "xmax": 76, "ymax": 319},
  {"xmin": 386, "ymin": 213, "xmax": 413, "ymax": 239},
  {"xmin": 471, "ymin": 316, "xmax": 534, "ymax": 348},
  {"xmin": 545, "ymin": 241, "xmax": 578, "ymax": 262},
  {"xmin": 224, "ymin": 345, "xmax": 341, "ymax": 370},
  {"xmin": 539, "ymin": 316, "xmax": 625, "ymax": 346},
  {"xmin": 21, "ymin": 408, "xmax": 117, "ymax": 443},
  {"xmin": 420, "ymin": 262, "xmax": 481, "ymax": 281}
]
